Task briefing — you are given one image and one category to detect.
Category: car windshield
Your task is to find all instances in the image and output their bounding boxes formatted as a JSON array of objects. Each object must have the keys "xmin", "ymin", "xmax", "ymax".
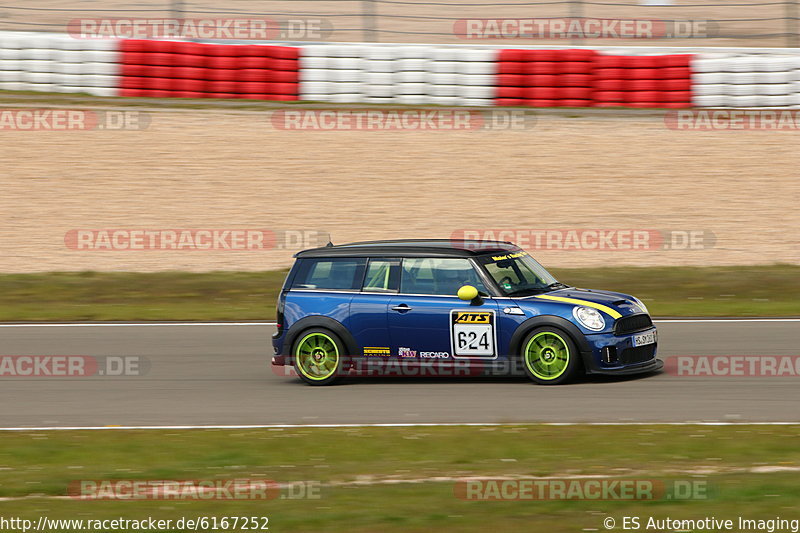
[{"xmin": 476, "ymin": 251, "xmax": 563, "ymax": 296}]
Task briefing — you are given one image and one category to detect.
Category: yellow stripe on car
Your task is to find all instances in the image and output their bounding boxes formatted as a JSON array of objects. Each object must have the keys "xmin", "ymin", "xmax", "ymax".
[{"xmin": 533, "ymin": 294, "xmax": 622, "ymax": 319}]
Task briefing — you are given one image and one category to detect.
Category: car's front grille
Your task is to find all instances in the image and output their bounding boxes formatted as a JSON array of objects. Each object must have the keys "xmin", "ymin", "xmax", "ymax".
[
  {"xmin": 614, "ymin": 313, "xmax": 653, "ymax": 336},
  {"xmin": 618, "ymin": 344, "xmax": 657, "ymax": 365}
]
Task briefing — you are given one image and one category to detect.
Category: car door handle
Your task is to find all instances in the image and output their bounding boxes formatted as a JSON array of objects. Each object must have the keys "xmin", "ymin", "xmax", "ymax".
[{"xmin": 391, "ymin": 304, "xmax": 412, "ymax": 312}]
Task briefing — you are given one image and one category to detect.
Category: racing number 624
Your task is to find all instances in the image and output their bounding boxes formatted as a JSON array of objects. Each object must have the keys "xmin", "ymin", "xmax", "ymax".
[{"xmin": 457, "ymin": 330, "xmax": 490, "ymax": 351}]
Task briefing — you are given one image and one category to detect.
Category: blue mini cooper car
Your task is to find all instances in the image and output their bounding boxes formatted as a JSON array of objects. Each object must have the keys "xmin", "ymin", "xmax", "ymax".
[{"xmin": 271, "ymin": 239, "xmax": 662, "ymax": 385}]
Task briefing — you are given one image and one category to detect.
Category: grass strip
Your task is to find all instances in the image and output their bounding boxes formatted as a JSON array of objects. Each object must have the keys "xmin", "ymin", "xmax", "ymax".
[
  {"xmin": 0, "ymin": 265, "xmax": 797, "ymax": 321},
  {"xmin": 0, "ymin": 425, "xmax": 798, "ymax": 532}
]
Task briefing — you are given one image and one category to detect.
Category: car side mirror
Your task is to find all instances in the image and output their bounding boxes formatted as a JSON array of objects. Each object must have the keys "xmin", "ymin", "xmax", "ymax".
[{"xmin": 457, "ymin": 285, "xmax": 484, "ymax": 306}]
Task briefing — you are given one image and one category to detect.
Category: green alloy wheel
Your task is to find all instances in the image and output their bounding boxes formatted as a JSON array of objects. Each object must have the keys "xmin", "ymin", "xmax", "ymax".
[
  {"xmin": 521, "ymin": 328, "xmax": 580, "ymax": 385},
  {"xmin": 293, "ymin": 329, "xmax": 345, "ymax": 385}
]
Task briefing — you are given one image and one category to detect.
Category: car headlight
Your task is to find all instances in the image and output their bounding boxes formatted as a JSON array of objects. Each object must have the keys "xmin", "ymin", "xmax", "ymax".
[
  {"xmin": 632, "ymin": 297, "xmax": 649, "ymax": 314},
  {"xmin": 572, "ymin": 306, "xmax": 606, "ymax": 331}
]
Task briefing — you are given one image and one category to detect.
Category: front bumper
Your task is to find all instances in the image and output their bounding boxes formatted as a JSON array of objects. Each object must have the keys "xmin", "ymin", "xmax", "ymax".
[
  {"xmin": 582, "ymin": 326, "xmax": 661, "ymax": 375},
  {"xmin": 588, "ymin": 357, "xmax": 664, "ymax": 375}
]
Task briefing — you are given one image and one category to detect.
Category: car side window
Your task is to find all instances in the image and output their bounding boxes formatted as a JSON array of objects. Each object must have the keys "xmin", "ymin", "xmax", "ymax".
[
  {"xmin": 400, "ymin": 258, "xmax": 488, "ymax": 296},
  {"xmin": 292, "ymin": 258, "xmax": 366, "ymax": 290},
  {"xmin": 485, "ymin": 258, "xmax": 545, "ymax": 286},
  {"xmin": 483, "ymin": 261, "xmax": 521, "ymax": 285},
  {"xmin": 362, "ymin": 259, "xmax": 400, "ymax": 292}
]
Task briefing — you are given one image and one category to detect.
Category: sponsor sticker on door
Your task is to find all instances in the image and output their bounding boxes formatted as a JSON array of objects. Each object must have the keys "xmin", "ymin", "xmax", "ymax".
[{"xmin": 450, "ymin": 310, "xmax": 497, "ymax": 358}]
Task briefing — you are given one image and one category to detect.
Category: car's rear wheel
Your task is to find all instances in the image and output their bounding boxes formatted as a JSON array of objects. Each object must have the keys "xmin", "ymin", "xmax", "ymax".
[
  {"xmin": 293, "ymin": 329, "xmax": 345, "ymax": 385},
  {"xmin": 521, "ymin": 327, "xmax": 580, "ymax": 385}
]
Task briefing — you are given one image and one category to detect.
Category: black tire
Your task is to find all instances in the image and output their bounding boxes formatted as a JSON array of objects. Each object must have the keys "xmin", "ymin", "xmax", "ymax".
[
  {"xmin": 519, "ymin": 327, "xmax": 581, "ymax": 385},
  {"xmin": 292, "ymin": 328, "xmax": 347, "ymax": 386}
]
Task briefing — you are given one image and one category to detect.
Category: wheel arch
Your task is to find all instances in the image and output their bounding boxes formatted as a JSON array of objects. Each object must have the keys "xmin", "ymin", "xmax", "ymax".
[
  {"xmin": 282, "ymin": 315, "xmax": 359, "ymax": 362},
  {"xmin": 509, "ymin": 315, "xmax": 593, "ymax": 372}
]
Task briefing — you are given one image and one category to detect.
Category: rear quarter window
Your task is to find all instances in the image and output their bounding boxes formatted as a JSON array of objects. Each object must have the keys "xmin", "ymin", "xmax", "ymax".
[{"xmin": 291, "ymin": 258, "xmax": 366, "ymax": 290}]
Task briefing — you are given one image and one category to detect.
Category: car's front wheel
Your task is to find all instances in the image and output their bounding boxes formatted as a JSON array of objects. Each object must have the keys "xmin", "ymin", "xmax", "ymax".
[
  {"xmin": 520, "ymin": 327, "xmax": 580, "ymax": 385},
  {"xmin": 293, "ymin": 328, "xmax": 346, "ymax": 385}
]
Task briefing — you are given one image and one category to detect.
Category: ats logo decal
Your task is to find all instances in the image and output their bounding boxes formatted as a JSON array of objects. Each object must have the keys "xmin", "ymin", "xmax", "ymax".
[{"xmin": 453, "ymin": 311, "xmax": 492, "ymax": 324}]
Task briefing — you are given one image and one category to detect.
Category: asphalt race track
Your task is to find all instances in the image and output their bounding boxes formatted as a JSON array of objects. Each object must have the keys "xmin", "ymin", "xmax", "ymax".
[{"xmin": 0, "ymin": 320, "xmax": 798, "ymax": 428}]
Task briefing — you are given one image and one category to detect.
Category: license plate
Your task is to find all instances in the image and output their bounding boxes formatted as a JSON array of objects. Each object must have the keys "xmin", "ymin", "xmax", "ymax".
[{"xmin": 633, "ymin": 331, "xmax": 657, "ymax": 347}]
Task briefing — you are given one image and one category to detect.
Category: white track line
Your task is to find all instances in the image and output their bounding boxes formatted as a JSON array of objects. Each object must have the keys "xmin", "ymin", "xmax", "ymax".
[
  {"xmin": 0, "ymin": 319, "xmax": 797, "ymax": 328},
  {"xmin": 0, "ymin": 422, "xmax": 798, "ymax": 431}
]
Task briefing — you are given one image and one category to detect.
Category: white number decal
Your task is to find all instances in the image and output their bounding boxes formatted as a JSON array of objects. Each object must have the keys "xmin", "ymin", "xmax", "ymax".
[{"xmin": 451, "ymin": 311, "xmax": 496, "ymax": 358}]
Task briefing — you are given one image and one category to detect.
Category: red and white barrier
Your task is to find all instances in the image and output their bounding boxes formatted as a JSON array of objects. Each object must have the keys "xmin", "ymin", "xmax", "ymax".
[
  {"xmin": 496, "ymin": 49, "xmax": 692, "ymax": 108},
  {"xmin": 0, "ymin": 32, "xmax": 119, "ymax": 97},
  {"xmin": 1, "ymin": 31, "xmax": 799, "ymax": 109},
  {"xmin": 298, "ymin": 45, "xmax": 496, "ymax": 105},
  {"xmin": 496, "ymin": 49, "xmax": 594, "ymax": 107},
  {"xmin": 691, "ymin": 54, "xmax": 800, "ymax": 107},
  {"xmin": 119, "ymin": 39, "xmax": 299, "ymax": 100}
]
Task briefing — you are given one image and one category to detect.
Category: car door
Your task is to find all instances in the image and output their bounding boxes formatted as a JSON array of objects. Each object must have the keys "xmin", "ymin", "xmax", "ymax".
[
  {"xmin": 347, "ymin": 258, "xmax": 401, "ymax": 358},
  {"xmin": 388, "ymin": 257, "xmax": 499, "ymax": 361}
]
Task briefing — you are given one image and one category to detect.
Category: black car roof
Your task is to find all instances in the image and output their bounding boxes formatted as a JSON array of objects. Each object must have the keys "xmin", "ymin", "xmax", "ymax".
[{"xmin": 294, "ymin": 239, "xmax": 522, "ymax": 258}]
